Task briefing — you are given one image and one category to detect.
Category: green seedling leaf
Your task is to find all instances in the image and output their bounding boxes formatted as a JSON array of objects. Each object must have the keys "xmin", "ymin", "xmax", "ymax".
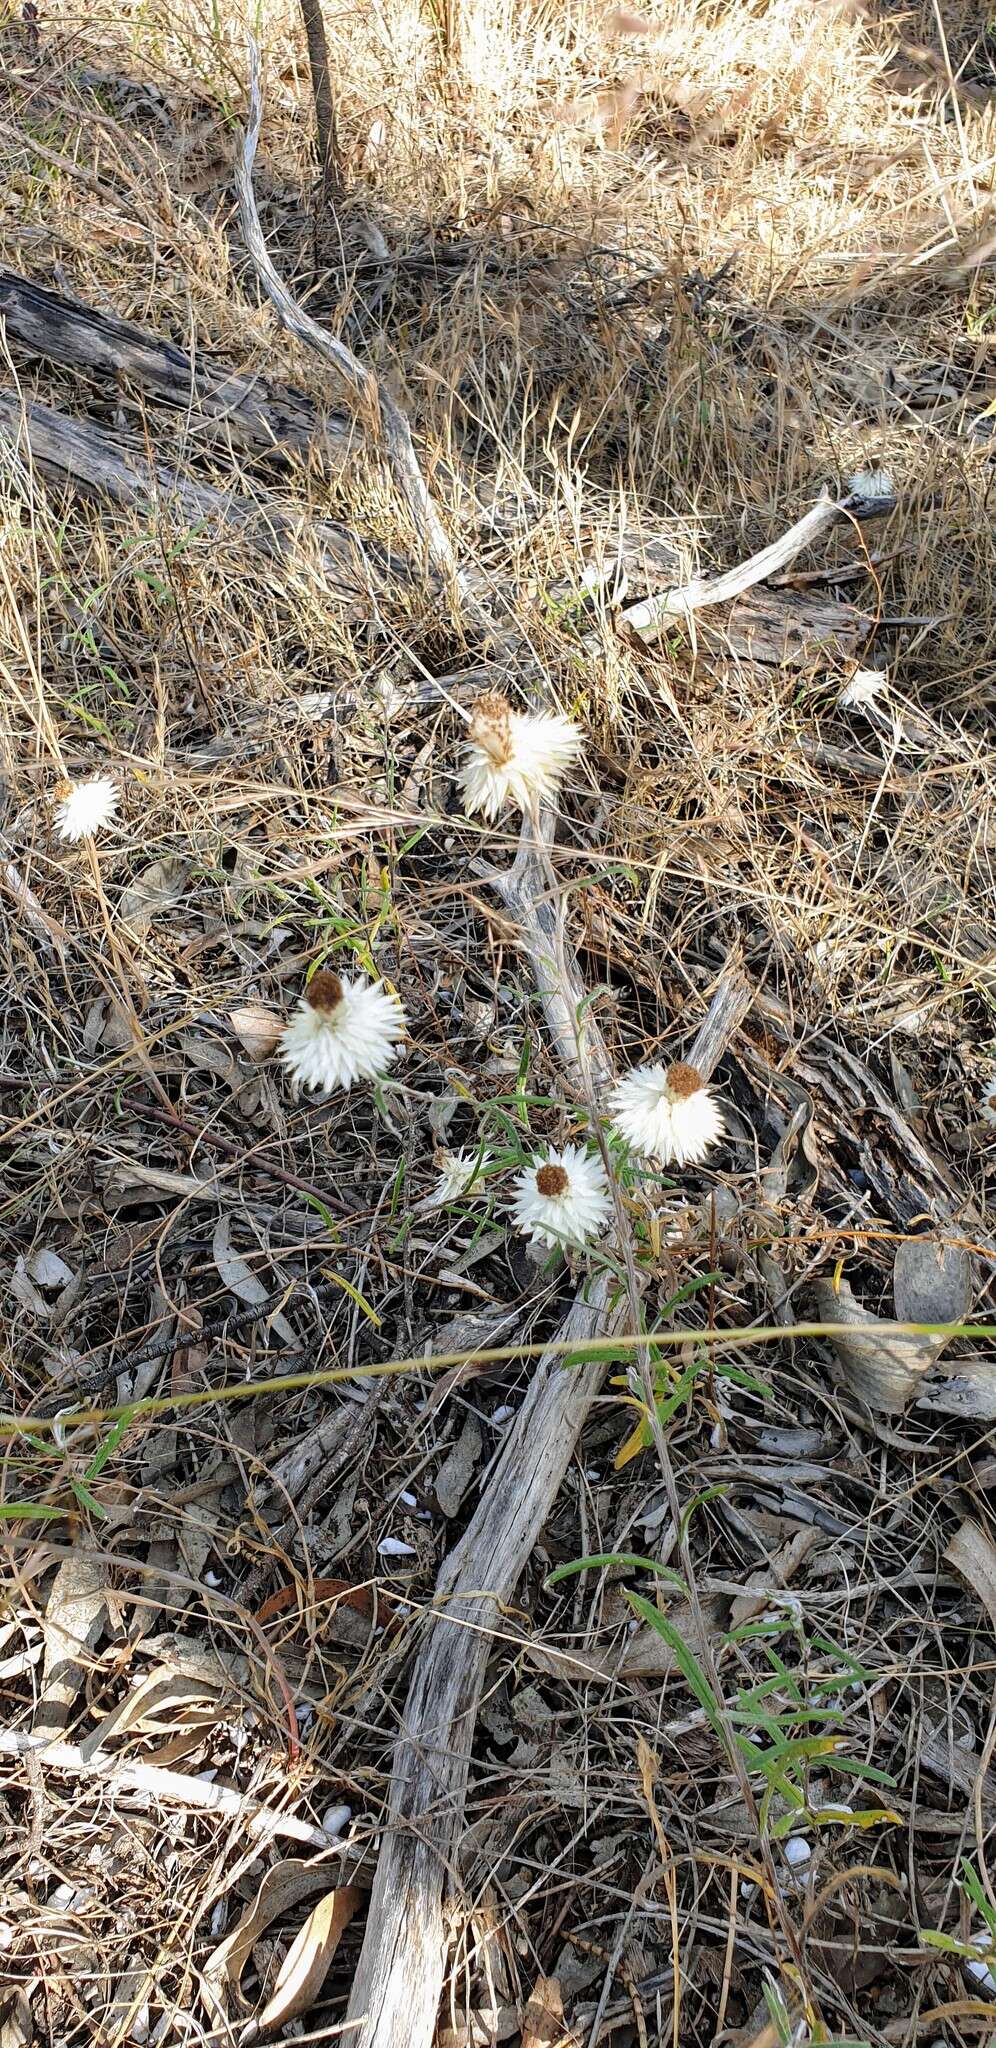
[
  {"xmin": 626, "ymin": 1591, "xmax": 727, "ymax": 1743},
  {"xmin": 546, "ymin": 1552, "xmax": 685, "ymax": 1591}
]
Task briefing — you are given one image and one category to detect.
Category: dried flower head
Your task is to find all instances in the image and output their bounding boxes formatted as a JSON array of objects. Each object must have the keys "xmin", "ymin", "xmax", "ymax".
[
  {"xmin": 459, "ymin": 692, "xmax": 581, "ymax": 821},
  {"xmin": 509, "ymin": 1144, "xmax": 612, "ymax": 1251},
  {"xmin": 838, "ymin": 667, "xmax": 888, "ymax": 713},
  {"xmin": 53, "ymin": 774, "xmax": 119, "ymax": 843},
  {"xmin": 609, "ymin": 1059, "xmax": 724, "ymax": 1167},
  {"xmin": 846, "ymin": 467, "xmax": 895, "ymax": 504},
  {"xmin": 280, "ymin": 967, "xmax": 405, "ymax": 1095},
  {"xmin": 430, "ymin": 1146, "xmax": 492, "ymax": 1205}
]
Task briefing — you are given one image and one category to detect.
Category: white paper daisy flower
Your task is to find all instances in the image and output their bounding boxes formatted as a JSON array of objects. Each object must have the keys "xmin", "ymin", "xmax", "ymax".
[
  {"xmin": 53, "ymin": 774, "xmax": 119, "ymax": 843},
  {"xmin": 279, "ymin": 967, "xmax": 405, "ymax": 1095},
  {"xmin": 838, "ymin": 667, "xmax": 888, "ymax": 713},
  {"xmin": 459, "ymin": 691, "xmax": 581, "ymax": 821},
  {"xmin": 846, "ymin": 468, "xmax": 895, "ymax": 504},
  {"xmin": 429, "ymin": 1147, "xmax": 492, "ymax": 1204},
  {"xmin": 609, "ymin": 1060, "xmax": 724, "ymax": 1167},
  {"xmin": 509, "ymin": 1144, "xmax": 612, "ymax": 1251}
]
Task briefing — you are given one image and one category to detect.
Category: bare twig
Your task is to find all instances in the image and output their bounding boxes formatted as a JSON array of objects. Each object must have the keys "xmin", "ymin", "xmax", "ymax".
[
  {"xmin": 618, "ymin": 486, "xmax": 891, "ymax": 643},
  {"xmin": 237, "ymin": 39, "xmax": 463, "ymax": 599}
]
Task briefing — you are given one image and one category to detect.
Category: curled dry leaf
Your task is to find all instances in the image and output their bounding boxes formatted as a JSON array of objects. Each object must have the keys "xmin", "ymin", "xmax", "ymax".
[
  {"xmin": 256, "ymin": 1884, "xmax": 361, "ymax": 2029},
  {"xmin": 521, "ymin": 1975, "xmax": 575, "ymax": 2048},
  {"xmin": 944, "ymin": 1518, "xmax": 996, "ymax": 1637},
  {"xmin": 228, "ymin": 1001, "xmax": 284, "ymax": 1061},
  {"xmin": 812, "ymin": 1234, "xmax": 972, "ymax": 1414},
  {"xmin": 118, "ymin": 855, "xmax": 191, "ymax": 932},
  {"xmin": 203, "ymin": 1859, "xmax": 341, "ymax": 2019},
  {"xmin": 604, "ymin": 5, "xmax": 658, "ymax": 34}
]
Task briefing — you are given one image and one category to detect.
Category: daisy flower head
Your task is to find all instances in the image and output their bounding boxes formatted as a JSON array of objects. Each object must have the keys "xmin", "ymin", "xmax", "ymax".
[
  {"xmin": 838, "ymin": 667, "xmax": 888, "ymax": 714},
  {"xmin": 429, "ymin": 1146, "xmax": 491, "ymax": 1205},
  {"xmin": 509, "ymin": 1144, "xmax": 612, "ymax": 1251},
  {"xmin": 459, "ymin": 691, "xmax": 581, "ymax": 821},
  {"xmin": 846, "ymin": 467, "xmax": 895, "ymax": 505},
  {"xmin": 279, "ymin": 967, "xmax": 405, "ymax": 1096},
  {"xmin": 53, "ymin": 774, "xmax": 119, "ymax": 843},
  {"xmin": 609, "ymin": 1060, "xmax": 723, "ymax": 1168}
]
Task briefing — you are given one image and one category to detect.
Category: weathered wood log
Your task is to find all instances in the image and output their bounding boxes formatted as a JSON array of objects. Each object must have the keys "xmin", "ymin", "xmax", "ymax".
[
  {"xmin": 0, "ymin": 264, "xmax": 354, "ymax": 469},
  {"xmin": 344, "ymin": 876, "xmax": 752, "ymax": 2046},
  {"xmin": 0, "ymin": 391, "xmax": 414, "ymax": 613}
]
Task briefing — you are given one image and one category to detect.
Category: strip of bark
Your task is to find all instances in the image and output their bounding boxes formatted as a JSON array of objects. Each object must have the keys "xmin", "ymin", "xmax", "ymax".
[{"xmin": 0, "ymin": 263, "xmax": 353, "ymax": 469}]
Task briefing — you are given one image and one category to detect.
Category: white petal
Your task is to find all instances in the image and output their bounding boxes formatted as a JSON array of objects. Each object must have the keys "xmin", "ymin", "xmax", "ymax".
[
  {"xmin": 459, "ymin": 710, "xmax": 581, "ymax": 819},
  {"xmin": 609, "ymin": 1065, "xmax": 723, "ymax": 1166}
]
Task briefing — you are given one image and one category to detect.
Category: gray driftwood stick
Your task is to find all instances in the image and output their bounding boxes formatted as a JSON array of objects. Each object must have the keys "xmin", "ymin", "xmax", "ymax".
[
  {"xmin": 0, "ymin": 264, "xmax": 353, "ymax": 469},
  {"xmin": 237, "ymin": 38, "xmax": 463, "ymax": 600},
  {"xmin": 345, "ymin": 818, "xmax": 751, "ymax": 2045},
  {"xmin": 619, "ymin": 483, "xmax": 893, "ymax": 642},
  {"xmin": 0, "ymin": 392, "xmax": 412, "ymax": 613}
]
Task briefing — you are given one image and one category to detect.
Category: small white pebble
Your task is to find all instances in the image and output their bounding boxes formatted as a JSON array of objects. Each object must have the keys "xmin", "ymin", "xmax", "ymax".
[
  {"xmin": 783, "ymin": 1837, "xmax": 811, "ymax": 1868},
  {"xmin": 493, "ymin": 1405, "xmax": 514, "ymax": 1424},
  {"xmin": 203, "ymin": 1570, "xmax": 222, "ymax": 1588},
  {"xmin": 209, "ymin": 1902, "xmax": 227, "ymax": 1937},
  {"xmin": 399, "ymin": 1490, "xmax": 417, "ymax": 1507},
  {"xmin": 377, "ymin": 1536, "xmax": 417, "ymax": 1557},
  {"xmin": 322, "ymin": 1803, "xmax": 352, "ymax": 1839},
  {"xmin": 0, "ymin": 1923, "xmax": 13, "ymax": 1949}
]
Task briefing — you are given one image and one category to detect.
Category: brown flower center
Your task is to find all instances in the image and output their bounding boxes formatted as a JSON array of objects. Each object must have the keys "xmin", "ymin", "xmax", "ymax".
[
  {"xmin": 666, "ymin": 1061, "xmax": 703, "ymax": 1101},
  {"xmin": 536, "ymin": 1163, "xmax": 570, "ymax": 1198},
  {"xmin": 469, "ymin": 691, "xmax": 515, "ymax": 766},
  {"xmin": 305, "ymin": 968, "xmax": 344, "ymax": 1014}
]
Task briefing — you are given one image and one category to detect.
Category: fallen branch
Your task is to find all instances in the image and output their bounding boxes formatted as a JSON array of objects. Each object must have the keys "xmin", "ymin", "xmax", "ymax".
[
  {"xmin": 0, "ymin": 391, "xmax": 413, "ymax": 614},
  {"xmin": 237, "ymin": 39, "xmax": 462, "ymax": 599},
  {"xmin": 619, "ymin": 484, "xmax": 892, "ymax": 644},
  {"xmin": 0, "ymin": 263, "xmax": 353, "ymax": 468},
  {"xmin": 344, "ymin": 806, "xmax": 751, "ymax": 2045}
]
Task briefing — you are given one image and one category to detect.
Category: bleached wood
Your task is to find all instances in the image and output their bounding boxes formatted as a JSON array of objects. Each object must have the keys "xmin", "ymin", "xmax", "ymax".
[
  {"xmin": 0, "ymin": 391, "xmax": 405, "ymax": 613},
  {"xmin": 619, "ymin": 487, "xmax": 876, "ymax": 642},
  {"xmin": 236, "ymin": 38, "xmax": 461, "ymax": 596},
  {"xmin": 344, "ymin": 815, "xmax": 751, "ymax": 2046},
  {"xmin": 0, "ymin": 262, "xmax": 353, "ymax": 467},
  {"xmin": 0, "ymin": 1727, "xmax": 334, "ymax": 1847}
]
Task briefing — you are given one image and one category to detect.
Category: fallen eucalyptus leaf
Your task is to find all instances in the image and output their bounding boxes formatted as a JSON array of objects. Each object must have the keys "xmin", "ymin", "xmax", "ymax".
[
  {"xmin": 118, "ymin": 856, "xmax": 191, "ymax": 932},
  {"xmin": 212, "ymin": 1214, "xmax": 294, "ymax": 1344},
  {"xmin": 256, "ymin": 1884, "xmax": 361, "ymax": 2028},
  {"xmin": 203, "ymin": 1860, "xmax": 337, "ymax": 2019},
  {"xmin": 228, "ymin": 1002, "xmax": 283, "ymax": 1061}
]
